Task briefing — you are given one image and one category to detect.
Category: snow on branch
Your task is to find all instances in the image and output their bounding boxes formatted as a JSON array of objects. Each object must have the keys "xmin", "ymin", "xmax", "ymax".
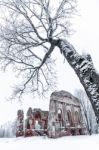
[{"xmin": 0, "ymin": 0, "xmax": 77, "ymax": 99}]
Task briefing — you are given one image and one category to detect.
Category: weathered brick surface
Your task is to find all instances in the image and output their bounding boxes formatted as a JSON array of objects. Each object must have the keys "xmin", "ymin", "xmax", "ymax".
[
  {"xmin": 48, "ymin": 90, "xmax": 87, "ymax": 137},
  {"xmin": 16, "ymin": 91, "xmax": 87, "ymax": 138}
]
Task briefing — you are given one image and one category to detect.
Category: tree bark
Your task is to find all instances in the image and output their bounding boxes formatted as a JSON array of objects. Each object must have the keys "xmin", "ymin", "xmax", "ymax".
[{"xmin": 57, "ymin": 39, "xmax": 99, "ymax": 123}]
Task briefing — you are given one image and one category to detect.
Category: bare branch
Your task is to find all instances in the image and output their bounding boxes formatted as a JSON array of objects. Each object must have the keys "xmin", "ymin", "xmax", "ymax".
[{"xmin": 0, "ymin": 0, "xmax": 77, "ymax": 99}]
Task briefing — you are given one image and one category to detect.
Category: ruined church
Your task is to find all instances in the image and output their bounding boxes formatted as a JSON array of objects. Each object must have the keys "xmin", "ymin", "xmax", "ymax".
[{"xmin": 16, "ymin": 90, "xmax": 87, "ymax": 138}]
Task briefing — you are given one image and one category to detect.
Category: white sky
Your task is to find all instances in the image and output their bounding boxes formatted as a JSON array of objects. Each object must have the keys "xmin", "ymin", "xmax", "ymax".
[{"xmin": 0, "ymin": 0, "xmax": 99, "ymax": 125}]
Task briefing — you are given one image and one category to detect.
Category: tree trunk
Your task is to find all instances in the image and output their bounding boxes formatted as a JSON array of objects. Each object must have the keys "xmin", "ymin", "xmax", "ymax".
[{"xmin": 58, "ymin": 39, "xmax": 99, "ymax": 123}]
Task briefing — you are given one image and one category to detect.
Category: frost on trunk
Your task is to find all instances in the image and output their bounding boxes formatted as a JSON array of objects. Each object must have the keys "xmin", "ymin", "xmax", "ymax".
[{"xmin": 58, "ymin": 39, "xmax": 99, "ymax": 123}]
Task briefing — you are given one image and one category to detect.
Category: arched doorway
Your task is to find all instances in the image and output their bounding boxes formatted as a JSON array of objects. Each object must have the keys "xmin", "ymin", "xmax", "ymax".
[
  {"xmin": 71, "ymin": 129, "xmax": 76, "ymax": 135},
  {"xmin": 79, "ymin": 129, "xmax": 83, "ymax": 135}
]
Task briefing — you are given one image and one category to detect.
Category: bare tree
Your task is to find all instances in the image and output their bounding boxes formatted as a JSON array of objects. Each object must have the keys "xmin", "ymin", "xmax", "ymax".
[
  {"xmin": 0, "ymin": 0, "xmax": 99, "ymax": 124},
  {"xmin": 0, "ymin": 0, "xmax": 76, "ymax": 97}
]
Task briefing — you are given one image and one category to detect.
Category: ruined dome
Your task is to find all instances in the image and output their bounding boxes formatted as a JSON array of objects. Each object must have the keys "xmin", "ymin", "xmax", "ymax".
[
  {"xmin": 51, "ymin": 90, "xmax": 80, "ymax": 103},
  {"xmin": 51, "ymin": 90, "xmax": 72, "ymax": 98}
]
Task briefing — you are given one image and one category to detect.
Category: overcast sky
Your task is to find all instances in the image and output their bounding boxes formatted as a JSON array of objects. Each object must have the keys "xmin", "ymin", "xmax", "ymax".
[{"xmin": 0, "ymin": 0, "xmax": 99, "ymax": 125}]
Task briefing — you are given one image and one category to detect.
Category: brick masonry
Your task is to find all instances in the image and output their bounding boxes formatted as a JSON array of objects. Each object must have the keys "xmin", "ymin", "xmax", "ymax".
[{"xmin": 16, "ymin": 90, "xmax": 88, "ymax": 138}]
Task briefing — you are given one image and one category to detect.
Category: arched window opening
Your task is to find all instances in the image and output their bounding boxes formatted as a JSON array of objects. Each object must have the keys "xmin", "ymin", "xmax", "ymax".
[
  {"xmin": 34, "ymin": 111, "xmax": 41, "ymax": 120},
  {"xmin": 75, "ymin": 111, "xmax": 80, "ymax": 125},
  {"xmin": 58, "ymin": 109, "xmax": 62, "ymax": 121},
  {"xmin": 34, "ymin": 111, "xmax": 41, "ymax": 130},
  {"xmin": 57, "ymin": 109, "xmax": 64, "ymax": 127},
  {"xmin": 26, "ymin": 118, "xmax": 31, "ymax": 129},
  {"xmin": 35, "ymin": 120, "xmax": 41, "ymax": 130},
  {"xmin": 67, "ymin": 111, "xmax": 73, "ymax": 126}
]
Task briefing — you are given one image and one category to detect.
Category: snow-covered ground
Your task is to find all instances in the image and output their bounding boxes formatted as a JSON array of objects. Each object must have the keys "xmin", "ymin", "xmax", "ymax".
[{"xmin": 0, "ymin": 135, "xmax": 99, "ymax": 150}]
